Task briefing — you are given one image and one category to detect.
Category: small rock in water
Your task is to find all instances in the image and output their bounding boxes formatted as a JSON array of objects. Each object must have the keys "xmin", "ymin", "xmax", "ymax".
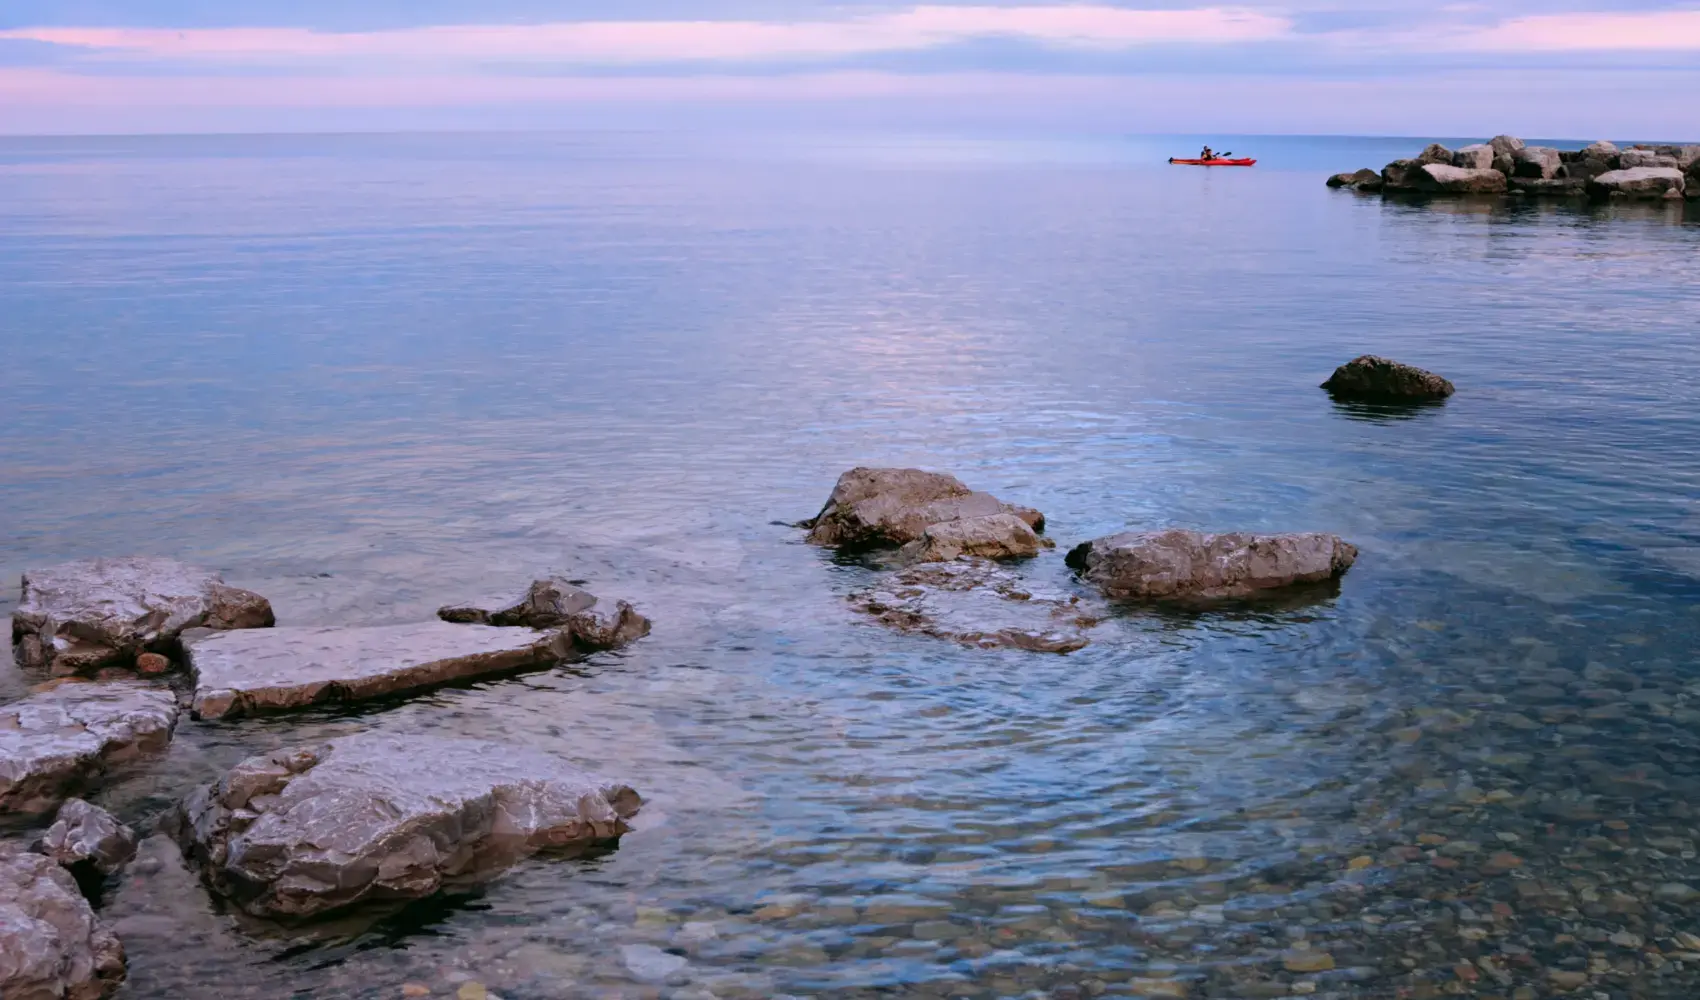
[
  {"xmin": 1066, "ymin": 528, "xmax": 1356, "ymax": 601},
  {"xmin": 456, "ymin": 983, "xmax": 488, "ymax": 1000},
  {"xmin": 801, "ymin": 466, "xmax": 1045, "ymax": 552},
  {"xmin": 402, "ymin": 985, "xmax": 431, "ymax": 998},
  {"xmin": 1321, "ymin": 355, "xmax": 1455, "ymax": 402},
  {"xmin": 134, "ymin": 652, "xmax": 171, "ymax": 675},
  {"xmin": 1283, "ymin": 950, "xmax": 1335, "ymax": 973},
  {"xmin": 622, "ymin": 943, "xmax": 689, "ymax": 981},
  {"xmin": 40, "ymin": 798, "xmax": 138, "ymax": 875}
]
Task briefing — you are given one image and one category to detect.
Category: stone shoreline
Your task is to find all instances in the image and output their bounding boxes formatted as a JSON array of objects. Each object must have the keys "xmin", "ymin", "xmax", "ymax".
[{"xmin": 1329, "ymin": 135, "xmax": 1698, "ymax": 201}]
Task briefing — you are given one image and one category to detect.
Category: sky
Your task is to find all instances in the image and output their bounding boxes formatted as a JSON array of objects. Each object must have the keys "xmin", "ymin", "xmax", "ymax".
[{"xmin": 2, "ymin": 1, "xmax": 1698, "ymax": 137}]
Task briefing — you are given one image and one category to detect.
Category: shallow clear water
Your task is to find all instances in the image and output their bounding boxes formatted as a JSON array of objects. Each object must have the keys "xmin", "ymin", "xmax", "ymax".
[{"xmin": 2, "ymin": 131, "xmax": 1700, "ymax": 999}]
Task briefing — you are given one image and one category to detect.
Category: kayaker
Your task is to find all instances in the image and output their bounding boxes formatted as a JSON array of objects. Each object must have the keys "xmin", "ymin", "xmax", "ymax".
[{"xmin": 1200, "ymin": 145, "xmax": 1215, "ymax": 160}]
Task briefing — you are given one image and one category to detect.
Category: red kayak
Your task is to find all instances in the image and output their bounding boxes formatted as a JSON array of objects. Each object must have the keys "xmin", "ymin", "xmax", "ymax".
[{"xmin": 1169, "ymin": 157, "xmax": 1256, "ymax": 166}]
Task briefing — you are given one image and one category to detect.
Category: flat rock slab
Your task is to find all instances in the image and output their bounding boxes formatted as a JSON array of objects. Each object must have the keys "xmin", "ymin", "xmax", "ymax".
[
  {"xmin": 1321, "ymin": 355, "xmax": 1454, "ymax": 403},
  {"xmin": 803, "ymin": 467, "xmax": 1045, "ymax": 555},
  {"xmin": 13, "ymin": 557, "xmax": 274, "ymax": 675},
  {"xmin": 0, "ymin": 846, "xmax": 127, "ymax": 999},
  {"xmin": 186, "ymin": 622, "xmax": 575, "ymax": 720},
  {"xmin": 172, "ymin": 733, "xmax": 641, "ymax": 920},
  {"xmin": 0, "ymin": 681, "xmax": 179, "ymax": 816},
  {"xmin": 1067, "ymin": 529, "xmax": 1358, "ymax": 602},
  {"xmin": 438, "ymin": 578, "xmax": 652, "ymax": 651},
  {"xmin": 852, "ymin": 559, "xmax": 1099, "ymax": 653}
]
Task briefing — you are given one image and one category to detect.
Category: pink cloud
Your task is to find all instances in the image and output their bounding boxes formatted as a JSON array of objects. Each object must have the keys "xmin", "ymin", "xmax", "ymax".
[{"xmin": 1454, "ymin": 9, "xmax": 1700, "ymax": 50}]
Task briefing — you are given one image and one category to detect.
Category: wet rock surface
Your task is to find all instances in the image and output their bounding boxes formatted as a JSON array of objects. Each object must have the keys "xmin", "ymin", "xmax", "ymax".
[
  {"xmin": 41, "ymin": 798, "xmax": 138, "ymax": 877},
  {"xmin": 897, "ymin": 512, "xmax": 1050, "ymax": 564},
  {"xmin": 185, "ymin": 621, "xmax": 576, "ymax": 720},
  {"xmin": 1067, "ymin": 528, "xmax": 1358, "ymax": 601},
  {"xmin": 1322, "ymin": 354, "xmax": 1456, "ymax": 402},
  {"xmin": 850, "ymin": 558, "xmax": 1099, "ymax": 653},
  {"xmin": 1588, "ymin": 166, "xmax": 1686, "ymax": 201},
  {"xmin": 171, "ymin": 733, "xmax": 642, "ymax": 921},
  {"xmin": 802, "ymin": 467, "xmax": 1045, "ymax": 553},
  {"xmin": 1410, "ymin": 164, "xmax": 1508, "ymax": 194},
  {"xmin": 12, "ymin": 557, "xmax": 274, "ymax": 676},
  {"xmin": 0, "ymin": 845, "xmax": 126, "ymax": 999},
  {"xmin": 0, "ymin": 681, "xmax": 178, "ymax": 815},
  {"xmin": 438, "ymin": 578, "xmax": 652, "ymax": 650}
]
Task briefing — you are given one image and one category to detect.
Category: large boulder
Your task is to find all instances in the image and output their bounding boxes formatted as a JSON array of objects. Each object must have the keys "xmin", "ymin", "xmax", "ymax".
[
  {"xmin": 1512, "ymin": 146, "xmax": 1562, "ymax": 179},
  {"xmin": 171, "ymin": 733, "xmax": 641, "ymax": 921},
  {"xmin": 1672, "ymin": 145, "xmax": 1700, "ymax": 170},
  {"xmin": 1414, "ymin": 143, "xmax": 1453, "ymax": 166},
  {"xmin": 185, "ymin": 621, "xmax": 577, "ymax": 720},
  {"xmin": 1452, "ymin": 144, "xmax": 1495, "ymax": 170},
  {"xmin": 1619, "ymin": 149, "xmax": 1678, "ymax": 169},
  {"xmin": 1066, "ymin": 530, "xmax": 1358, "ymax": 602},
  {"xmin": 1489, "ymin": 135, "xmax": 1526, "ymax": 156},
  {"xmin": 1380, "ymin": 159, "xmax": 1419, "ymax": 190},
  {"xmin": 0, "ymin": 846, "xmax": 126, "ymax": 999},
  {"xmin": 1320, "ymin": 355, "xmax": 1455, "ymax": 402},
  {"xmin": 438, "ymin": 579, "xmax": 651, "ymax": 651},
  {"xmin": 802, "ymin": 468, "xmax": 1044, "ymax": 554},
  {"xmin": 1579, "ymin": 140, "xmax": 1618, "ymax": 160},
  {"xmin": 0, "ymin": 681, "xmax": 177, "ymax": 816},
  {"xmin": 12, "ymin": 558, "xmax": 274, "ymax": 676},
  {"xmin": 1327, "ymin": 168, "xmax": 1382, "ymax": 190},
  {"xmin": 898, "ymin": 513, "xmax": 1049, "ymax": 564},
  {"xmin": 40, "ymin": 799, "xmax": 138, "ymax": 877},
  {"xmin": 1587, "ymin": 167, "xmax": 1686, "ymax": 201},
  {"xmin": 1409, "ymin": 164, "xmax": 1508, "ymax": 194},
  {"xmin": 851, "ymin": 559, "xmax": 1098, "ymax": 654}
]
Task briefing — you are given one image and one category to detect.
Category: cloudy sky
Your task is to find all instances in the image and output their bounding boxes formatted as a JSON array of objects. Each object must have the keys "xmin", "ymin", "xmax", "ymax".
[{"xmin": 2, "ymin": 0, "xmax": 1697, "ymax": 136}]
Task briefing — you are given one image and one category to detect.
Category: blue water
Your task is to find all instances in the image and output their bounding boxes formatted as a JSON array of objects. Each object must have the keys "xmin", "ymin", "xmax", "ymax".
[{"xmin": 3, "ymin": 131, "xmax": 1700, "ymax": 999}]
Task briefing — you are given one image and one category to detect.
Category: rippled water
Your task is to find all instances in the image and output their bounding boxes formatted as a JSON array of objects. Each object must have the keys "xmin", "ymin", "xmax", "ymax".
[{"xmin": 3, "ymin": 131, "xmax": 1700, "ymax": 999}]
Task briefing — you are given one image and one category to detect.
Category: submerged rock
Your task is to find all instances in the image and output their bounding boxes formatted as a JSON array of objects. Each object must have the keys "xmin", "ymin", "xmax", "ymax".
[
  {"xmin": 1066, "ymin": 529, "xmax": 1358, "ymax": 601},
  {"xmin": 1587, "ymin": 167, "xmax": 1686, "ymax": 201},
  {"xmin": 803, "ymin": 467, "xmax": 1045, "ymax": 555},
  {"xmin": 12, "ymin": 557, "xmax": 274, "ymax": 675},
  {"xmin": 0, "ymin": 681, "xmax": 178, "ymax": 815},
  {"xmin": 172, "ymin": 733, "xmax": 641, "ymax": 920},
  {"xmin": 1409, "ymin": 164, "xmax": 1508, "ymax": 194},
  {"xmin": 185, "ymin": 621, "xmax": 576, "ymax": 720},
  {"xmin": 437, "ymin": 578, "xmax": 651, "ymax": 651},
  {"xmin": 851, "ymin": 558, "xmax": 1098, "ymax": 653},
  {"xmin": 0, "ymin": 846, "xmax": 127, "ymax": 999},
  {"xmin": 1321, "ymin": 355, "xmax": 1455, "ymax": 402},
  {"xmin": 40, "ymin": 799, "xmax": 138, "ymax": 876}
]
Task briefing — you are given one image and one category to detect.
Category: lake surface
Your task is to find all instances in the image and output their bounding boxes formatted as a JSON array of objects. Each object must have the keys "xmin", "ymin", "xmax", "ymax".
[{"xmin": 3, "ymin": 130, "xmax": 1700, "ymax": 999}]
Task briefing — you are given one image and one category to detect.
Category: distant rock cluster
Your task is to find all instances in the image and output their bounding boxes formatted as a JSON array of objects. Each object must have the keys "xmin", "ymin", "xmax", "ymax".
[{"xmin": 1329, "ymin": 135, "xmax": 1698, "ymax": 201}]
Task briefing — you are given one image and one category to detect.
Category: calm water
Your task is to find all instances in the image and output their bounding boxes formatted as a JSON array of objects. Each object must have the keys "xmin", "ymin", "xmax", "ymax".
[{"xmin": 3, "ymin": 131, "xmax": 1700, "ymax": 999}]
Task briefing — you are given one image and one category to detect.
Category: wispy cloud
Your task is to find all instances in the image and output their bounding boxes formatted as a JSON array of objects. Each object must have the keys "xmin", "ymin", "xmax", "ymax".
[
  {"xmin": 0, "ymin": 6, "xmax": 1295, "ymax": 67},
  {"xmin": 1451, "ymin": 9, "xmax": 1700, "ymax": 51}
]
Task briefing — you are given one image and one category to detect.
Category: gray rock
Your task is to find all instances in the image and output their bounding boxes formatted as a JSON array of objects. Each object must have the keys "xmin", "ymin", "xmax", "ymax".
[
  {"xmin": 1327, "ymin": 168, "xmax": 1383, "ymax": 191},
  {"xmin": 1674, "ymin": 145, "xmax": 1700, "ymax": 170},
  {"xmin": 1619, "ymin": 148, "xmax": 1678, "ymax": 169},
  {"xmin": 1513, "ymin": 146, "xmax": 1562, "ymax": 179},
  {"xmin": 12, "ymin": 558, "xmax": 273, "ymax": 676},
  {"xmin": 0, "ymin": 845, "xmax": 126, "ymax": 999},
  {"xmin": 171, "ymin": 733, "xmax": 641, "ymax": 920},
  {"xmin": 898, "ymin": 513, "xmax": 1048, "ymax": 564},
  {"xmin": 40, "ymin": 799, "xmax": 138, "ymax": 876},
  {"xmin": 0, "ymin": 681, "xmax": 178, "ymax": 815},
  {"xmin": 438, "ymin": 579, "xmax": 651, "ymax": 651},
  {"xmin": 1489, "ymin": 135, "xmax": 1526, "ymax": 157},
  {"xmin": 1655, "ymin": 882, "xmax": 1700, "ymax": 904},
  {"xmin": 1414, "ymin": 143, "xmax": 1453, "ymax": 166},
  {"xmin": 1409, "ymin": 164, "xmax": 1508, "ymax": 194},
  {"xmin": 622, "ymin": 943, "xmax": 689, "ymax": 982},
  {"xmin": 184, "ymin": 621, "xmax": 577, "ymax": 720},
  {"xmin": 802, "ymin": 468, "xmax": 1044, "ymax": 552},
  {"xmin": 1321, "ymin": 354, "xmax": 1456, "ymax": 402},
  {"xmin": 1510, "ymin": 177, "xmax": 1587, "ymax": 198},
  {"xmin": 1587, "ymin": 167, "xmax": 1686, "ymax": 201},
  {"xmin": 851, "ymin": 558, "xmax": 1098, "ymax": 654},
  {"xmin": 1580, "ymin": 140, "xmax": 1618, "ymax": 160},
  {"xmin": 1380, "ymin": 159, "xmax": 1419, "ymax": 190},
  {"xmin": 1066, "ymin": 529, "xmax": 1358, "ymax": 601},
  {"xmin": 1452, "ymin": 144, "xmax": 1495, "ymax": 170}
]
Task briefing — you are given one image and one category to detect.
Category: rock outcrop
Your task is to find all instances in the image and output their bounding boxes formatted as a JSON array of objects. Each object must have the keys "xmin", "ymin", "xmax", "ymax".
[
  {"xmin": 802, "ymin": 468, "xmax": 1045, "ymax": 557},
  {"xmin": 1321, "ymin": 355, "xmax": 1455, "ymax": 402},
  {"xmin": 0, "ymin": 682, "xmax": 178, "ymax": 815},
  {"xmin": 1340, "ymin": 135, "xmax": 1699, "ymax": 201},
  {"xmin": 897, "ymin": 513, "xmax": 1049, "ymax": 564},
  {"xmin": 0, "ymin": 845, "xmax": 126, "ymax": 999},
  {"xmin": 438, "ymin": 578, "xmax": 651, "ymax": 651},
  {"xmin": 851, "ymin": 559, "xmax": 1099, "ymax": 654},
  {"xmin": 1066, "ymin": 529, "xmax": 1359, "ymax": 602},
  {"xmin": 185, "ymin": 621, "xmax": 577, "ymax": 720},
  {"xmin": 40, "ymin": 799, "xmax": 138, "ymax": 877},
  {"xmin": 1587, "ymin": 167, "xmax": 1686, "ymax": 201},
  {"xmin": 12, "ymin": 558, "xmax": 273, "ymax": 675},
  {"xmin": 1326, "ymin": 168, "xmax": 1381, "ymax": 190},
  {"xmin": 171, "ymin": 733, "xmax": 641, "ymax": 921}
]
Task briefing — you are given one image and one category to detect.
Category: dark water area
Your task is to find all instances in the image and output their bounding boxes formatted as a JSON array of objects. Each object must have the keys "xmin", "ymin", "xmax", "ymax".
[{"xmin": 2, "ymin": 130, "xmax": 1699, "ymax": 999}]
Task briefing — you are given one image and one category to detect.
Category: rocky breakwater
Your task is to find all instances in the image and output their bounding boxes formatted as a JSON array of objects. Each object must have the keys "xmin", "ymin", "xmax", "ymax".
[
  {"xmin": 0, "ymin": 844, "xmax": 127, "ymax": 1000},
  {"xmin": 0, "ymin": 681, "xmax": 178, "ymax": 815},
  {"xmin": 11, "ymin": 557, "xmax": 274, "ymax": 676},
  {"xmin": 803, "ymin": 468, "xmax": 1099, "ymax": 652},
  {"xmin": 1067, "ymin": 529, "xmax": 1358, "ymax": 602},
  {"xmin": 1330, "ymin": 135, "xmax": 1698, "ymax": 201},
  {"xmin": 170, "ymin": 733, "xmax": 641, "ymax": 921}
]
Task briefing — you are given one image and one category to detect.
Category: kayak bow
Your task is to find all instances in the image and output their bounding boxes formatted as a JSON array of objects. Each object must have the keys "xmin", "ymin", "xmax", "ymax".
[{"xmin": 1169, "ymin": 157, "xmax": 1256, "ymax": 166}]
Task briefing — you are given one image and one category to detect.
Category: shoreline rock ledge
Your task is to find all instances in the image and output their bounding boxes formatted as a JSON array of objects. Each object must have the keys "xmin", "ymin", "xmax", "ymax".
[
  {"xmin": 803, "ymin": 467, "xmax": 1048, "ymax": 562},
  {"xmin": 1321, "ymin": 355, "xmax": 1455, "ymax": 403},
  {"xmin": 12, "ymin": 557, "xmax": 274, "ymax": 676},
  {"xmin": 1066, "ymin": 529, "xmax": 1358, "ymax": 601},
  {"xmin": 0, "ymin": 845, "xmax": 127, "ymax": 999},
  {"xmin": 0, "ymin": 681, "xmax": 178, "ymax": 816},
  {"xmin": 171, "ymin": 733, "xmax": 641, "ymax": 921}
]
